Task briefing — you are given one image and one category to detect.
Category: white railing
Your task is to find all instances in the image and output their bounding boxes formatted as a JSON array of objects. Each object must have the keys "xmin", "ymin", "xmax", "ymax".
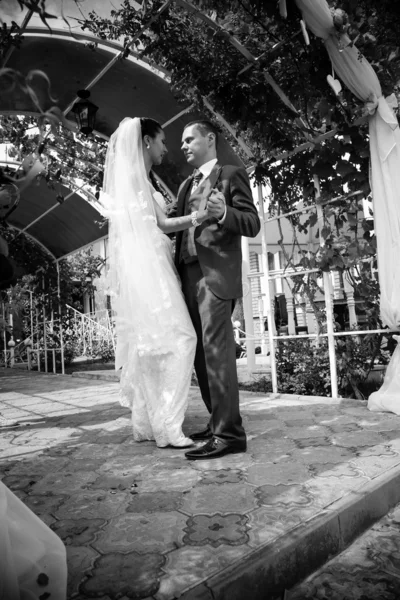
[
  {"xmin": 1, "ymin": 304, "xmax": 116, "ymax": 373},
  {"xmin": 5, "ymin": 337, "xmax": 38, "ymax": 369},
  {"xmin": 65, "ymin": 304, "xmax": 115, "ymax": 358},
  {"xmin": 1, "ymin": 325, "xmax": 61, "ymax": 373},
  {"xmin": 255, "ymin": 181, "xmax": 399, "ymax": 397}
]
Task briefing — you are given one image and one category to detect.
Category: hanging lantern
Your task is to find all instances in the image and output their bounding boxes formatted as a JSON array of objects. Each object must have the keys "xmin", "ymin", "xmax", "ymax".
[{"xmin": 72, "ymin": 90, "xmax": 98, "ymax": 135}]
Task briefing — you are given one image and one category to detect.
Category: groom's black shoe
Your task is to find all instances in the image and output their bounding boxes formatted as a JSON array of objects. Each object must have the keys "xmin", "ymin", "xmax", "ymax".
[
  {"xmin": 185, "ymin": 437, "xmax": 246, "ymax": 460},
  {"xmin": 189, "ymin": 426, "xmax": 212, "ymax": 441}
]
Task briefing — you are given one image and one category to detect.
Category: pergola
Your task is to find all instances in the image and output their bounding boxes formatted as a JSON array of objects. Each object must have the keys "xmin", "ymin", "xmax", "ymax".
[
  {"xmin": 1, "ymin": 0, "xmax": 399, "ymax": 406},
  {"xmin": 0, "ymin": 3, "xmax": 249, "ymax": 260}
]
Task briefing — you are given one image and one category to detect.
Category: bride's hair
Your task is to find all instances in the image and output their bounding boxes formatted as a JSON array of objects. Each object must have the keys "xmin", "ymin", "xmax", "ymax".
[
  {"xmin": 139, "ymin": 117, "xmax": 169, "ymax": 202},
  {"xmin": 140, "ymin": 117, "xmax": 162, "ymax": 140}
]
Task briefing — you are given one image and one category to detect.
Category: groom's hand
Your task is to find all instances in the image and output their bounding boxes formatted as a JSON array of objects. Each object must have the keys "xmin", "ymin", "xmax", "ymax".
[{"xmin": 207, "ymin": 189, "xmax": 226, "ymax": 219}]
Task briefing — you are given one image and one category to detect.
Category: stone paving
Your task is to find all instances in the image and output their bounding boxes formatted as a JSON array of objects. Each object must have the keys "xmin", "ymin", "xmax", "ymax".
[{"xmin": 2, "ymin": 368, "xmax": 400, "ymax": 599}]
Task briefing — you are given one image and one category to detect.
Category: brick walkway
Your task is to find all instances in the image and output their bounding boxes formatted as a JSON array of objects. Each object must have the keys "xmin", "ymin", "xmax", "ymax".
[{"xmin": 1, "ymin": 368, "xmax": 400, "ymax": 600}]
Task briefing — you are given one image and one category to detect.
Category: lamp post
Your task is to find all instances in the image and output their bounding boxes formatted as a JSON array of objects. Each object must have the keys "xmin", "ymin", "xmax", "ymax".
[{"xmin": 71, "ymin": 90, "xmax": 99, "ymax": 136}]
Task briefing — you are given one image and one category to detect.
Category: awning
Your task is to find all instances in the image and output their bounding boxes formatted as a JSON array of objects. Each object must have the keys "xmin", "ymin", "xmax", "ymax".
[
  {"xmin": 7, "ymin": 177, "xmax": 108, "ymax": 261},
  {"xmin": 1, "ymin": 20, "xmax": 243, "ymax": 257}
]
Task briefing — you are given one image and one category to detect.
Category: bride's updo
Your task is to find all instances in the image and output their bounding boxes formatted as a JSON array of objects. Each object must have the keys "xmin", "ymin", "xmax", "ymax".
[
  {"xmin": 139, "ymin": 117, "xmax": 168, "ymax": 200},
  {"xmin": 140, "ymin": 117, "xmax": 162, "ymax": 140}
]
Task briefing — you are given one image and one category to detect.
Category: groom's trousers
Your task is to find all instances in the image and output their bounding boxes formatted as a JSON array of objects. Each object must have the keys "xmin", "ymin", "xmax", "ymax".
[{"xmin": 180, "ymin": 261, "xmax": 246, "ymax": 445}]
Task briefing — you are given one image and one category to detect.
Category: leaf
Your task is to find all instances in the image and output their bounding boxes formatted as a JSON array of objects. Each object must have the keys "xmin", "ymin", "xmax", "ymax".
[
  {"xmin": 317, "ymin": 98, "xmax": 331, "ymax": 119},
  {"xmin": 336, "ymin": 160, "xmax": 355, "ymax": 177},
  {"xmin": 332, "ymin": 255, "xmax": 344, "ymax": 268},
  {"xmin": 347, "ymin": 212, "xmax": 358, "ymax": 227},
  {"xmin": 321, "ymin": 225, "xmax": 331, "ymax": 240},
  {"xmin": 22, "ymin": 1, "xmax": 57, "ymax": 32},
  {"xmin": 361, "ymin": 219, "xmax": 374, "ymax": 232},
  {"xmin": 308, "ymin": 212, "xmax": 318, "ymax": 227},
  {"xmin": 313, "ymin": 161, "xmax": 335, "ymax": 179}
]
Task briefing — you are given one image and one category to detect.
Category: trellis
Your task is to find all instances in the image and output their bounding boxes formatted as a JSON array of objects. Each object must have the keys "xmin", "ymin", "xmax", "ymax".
[{"xmin": 2, "ymin": 0, "xmax": 399, "ymax": 399}]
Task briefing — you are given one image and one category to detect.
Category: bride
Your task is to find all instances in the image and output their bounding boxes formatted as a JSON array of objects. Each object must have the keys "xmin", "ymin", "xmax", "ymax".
[{"xmin": 102, "ymin": 117, "xmax": 209, "ymax": 448}]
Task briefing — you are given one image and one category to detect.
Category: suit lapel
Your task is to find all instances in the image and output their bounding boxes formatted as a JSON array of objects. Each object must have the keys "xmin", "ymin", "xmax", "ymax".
[
  {"xmin": 206, "ymin": 162, "xmax": 223, "ymax": 193},
  {"xmin": 177, "ymin": 178, "xmax": 193, "ymax": 217}
]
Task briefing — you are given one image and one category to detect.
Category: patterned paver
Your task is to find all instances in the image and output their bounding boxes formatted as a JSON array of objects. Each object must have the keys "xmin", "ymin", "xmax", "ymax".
[{"xmin": 2, "ymin": 369, "xmax": 400, "ymax": 599}]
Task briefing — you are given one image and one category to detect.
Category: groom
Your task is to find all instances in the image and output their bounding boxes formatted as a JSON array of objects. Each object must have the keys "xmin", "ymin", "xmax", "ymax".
[{"xmin": 175, "ymin": 120, "xmax": 261, "ymax": 460}]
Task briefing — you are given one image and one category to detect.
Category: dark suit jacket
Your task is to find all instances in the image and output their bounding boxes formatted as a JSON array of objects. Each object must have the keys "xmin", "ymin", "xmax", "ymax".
[{"xmin": 175, "ymin": 163, "xmax": 260, "ymax": 300}]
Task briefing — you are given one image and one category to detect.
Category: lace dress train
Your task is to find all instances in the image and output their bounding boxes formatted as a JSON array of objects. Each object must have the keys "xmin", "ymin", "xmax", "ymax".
[{"xmin": 119, "ymin": 233, "xmax": 196, "ymax": 447}]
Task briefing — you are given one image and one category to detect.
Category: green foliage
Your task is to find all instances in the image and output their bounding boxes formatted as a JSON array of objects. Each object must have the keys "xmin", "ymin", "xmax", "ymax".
[
  {"xmin": 0, "ymin": 114, "xmax": 106, "ymax": 203},
  {"xmin": 276, "ymin": 338, "xmax": 332, "ymax": 396},
  {"xmin": 2, "ymin": 1, "xmax": 399, "ymax": 283},
  {"xmin": 0, "ymin": 1, "xmax": 58, "ymax": 33},
  {"xmin": 85, "ymin": 337, "xmax": 115, "ymax": 363},
  {"xmin": 0, "ymin": 226, "xmax": 105, "ymax": 313},
  {"xmin": 60, "ymin": 248, "xmax": 105, "ymax": 311},
  {"xmin": 0, "ymin": 20, "xmax": 24, "ymax": 60},
  {"xmin": 276, "ymin": 333, "xmax": 393, "ymax": 399},
  {"xmin": 76, "ymin": 0, "xmax": 400, "ymax": 319},
  {"xmin": 239, "ymin": 376, "xmax": 273, "ymax": 394}
]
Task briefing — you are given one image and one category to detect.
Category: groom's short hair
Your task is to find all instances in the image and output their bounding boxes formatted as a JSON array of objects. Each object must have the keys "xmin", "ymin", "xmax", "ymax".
[{"xmin": 184, "ymin": 120, "xmax": 219, "ymax": 148}]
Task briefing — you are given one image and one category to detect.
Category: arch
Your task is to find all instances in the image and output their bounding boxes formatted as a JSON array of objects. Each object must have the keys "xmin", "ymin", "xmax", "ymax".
[{"xmin": 7, "ymin": 225, "xmax": 58, "ymax": 263}]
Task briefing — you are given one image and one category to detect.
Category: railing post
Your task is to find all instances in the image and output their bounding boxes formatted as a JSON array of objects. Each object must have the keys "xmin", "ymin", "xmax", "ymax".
[
  {"xmin": 2, "ymin": 302, "xmax": 7, "ymax": 365},
  {"xmin": 257, "ymin": 295, "xmax": 268, "ymax": 354},
  {"xmin": 35, "ymin": 306, "xmax": 41, "ymax": 372},
  {"xmin": 81, "ymin": 313, "xmax": 86, "ymax": 356},
  {"xmin": 57, "ymin": 262, "xmax": 65, "ymax": 374},
  {"xmin": 257, "ymin": 183, "xmax": 278, "ymax": 392},
  {"xmin": 241, "ymin": 236, "xmax": 256, "ymax": 371},
  {"xmin": 343, "ymin": 272, "xmax": 358, "ymax": 329},
  {"xmin": 314, "ymin": 174, "xmax": 338, "ymax": 398},
  {"xmin": 8, "ymin": 339, "xmax": 15, "ymax": 368},
  {"xmin": 24, "ymin": 338, "xmax": 33, "ymax": 370},
  {"xmin": 43, "ymin": 303, "xmax": 48, "ymax": 373}
]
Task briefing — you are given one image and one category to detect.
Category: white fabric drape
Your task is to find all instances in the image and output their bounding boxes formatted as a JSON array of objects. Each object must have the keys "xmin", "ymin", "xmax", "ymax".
[
  {"xmin": 0, "ymin": 480, "xmax": 67, "ymax": 600},
  {"xmin": 294, "ymin": 0, "xmax": 400, "ymax": 412}
]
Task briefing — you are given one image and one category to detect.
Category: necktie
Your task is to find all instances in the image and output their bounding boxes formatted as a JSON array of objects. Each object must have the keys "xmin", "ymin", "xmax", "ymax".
[
  {"xmin": 180, "ymin": 170, "xmax": 203, "ymax": 264},
  {"xmin": 192, "ymin": 169, "xmax": 203, "ymax": 191}
]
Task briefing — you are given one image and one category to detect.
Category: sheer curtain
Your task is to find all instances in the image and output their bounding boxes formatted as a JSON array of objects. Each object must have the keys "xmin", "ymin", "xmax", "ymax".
[
  {"xmin": 295, "ymin": 0, "xmax": 400, "ymax": 412},
  {"xmin": 0, "ymin": 480, "xmax": 67, "ymax": 600}
]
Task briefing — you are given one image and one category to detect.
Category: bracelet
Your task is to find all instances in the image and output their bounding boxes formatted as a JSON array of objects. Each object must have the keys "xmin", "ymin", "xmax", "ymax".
[{"xmin": 191, "ymin": 210, "xmax": 200, "ymax": 228}]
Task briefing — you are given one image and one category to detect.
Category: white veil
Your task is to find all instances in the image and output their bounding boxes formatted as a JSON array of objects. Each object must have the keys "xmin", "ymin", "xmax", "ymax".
[{"xmin": 101, "ymin": 117, "xmax": 174, "ymax": 370}]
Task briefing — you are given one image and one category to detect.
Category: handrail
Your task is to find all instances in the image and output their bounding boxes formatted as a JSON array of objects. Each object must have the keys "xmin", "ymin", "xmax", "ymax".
[{"xmin": 65, "ymin": 304, "xmax": 113, "ymax": 335}]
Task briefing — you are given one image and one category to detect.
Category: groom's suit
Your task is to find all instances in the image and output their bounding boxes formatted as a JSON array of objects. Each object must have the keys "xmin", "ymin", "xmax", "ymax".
[{"xmin": 175, "ymin": 162, "xmax": 261, "ymax": 444}]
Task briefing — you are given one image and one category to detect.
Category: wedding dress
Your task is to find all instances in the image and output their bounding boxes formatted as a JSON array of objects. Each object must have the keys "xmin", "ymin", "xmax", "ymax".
[
  {"xmin": 119, "ymin": 191, "xmax": 196, "ymax": 447},
  {"xmin": 102, "ymin": 118, "xmax": 196, "ymax": 448}
]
